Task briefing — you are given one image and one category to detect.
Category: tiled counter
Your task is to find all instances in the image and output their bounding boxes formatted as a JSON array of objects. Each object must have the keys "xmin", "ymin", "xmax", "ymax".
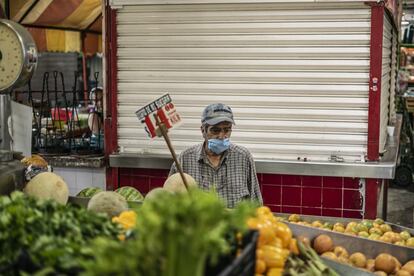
[{"xmin": 43, "ymin": 155, "xmax": 106, "ymax": 196}]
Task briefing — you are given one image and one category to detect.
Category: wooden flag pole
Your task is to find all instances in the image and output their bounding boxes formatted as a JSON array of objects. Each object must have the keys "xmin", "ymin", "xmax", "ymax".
[{"xmin": 154, "ymin": 114, "xmax": 189, "ymax": 190}]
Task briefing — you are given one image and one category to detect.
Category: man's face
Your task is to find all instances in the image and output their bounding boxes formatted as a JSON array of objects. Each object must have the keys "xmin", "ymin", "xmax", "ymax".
[{"xmin": 202, "ymin": 122, "xmax": 233, "ymax": 141}]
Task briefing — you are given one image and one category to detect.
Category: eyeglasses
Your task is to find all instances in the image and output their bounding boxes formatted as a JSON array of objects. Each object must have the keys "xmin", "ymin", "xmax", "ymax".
[{"xmin": 208, "ymin": 126, "xmax": 232, "ymax": 135}]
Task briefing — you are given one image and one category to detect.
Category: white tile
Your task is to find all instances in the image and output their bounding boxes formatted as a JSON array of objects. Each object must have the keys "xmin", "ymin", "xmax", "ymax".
[
  {"xmin": 54, "ymin": 167, "xmax": 76, "ymax": 191},
  {"xmin": 76, "ymin": 169, "xmax": 93, "ymax": 191},
  {"xmin": 92, "ymin": 168, "xmax": 106, "ymax": 190}
]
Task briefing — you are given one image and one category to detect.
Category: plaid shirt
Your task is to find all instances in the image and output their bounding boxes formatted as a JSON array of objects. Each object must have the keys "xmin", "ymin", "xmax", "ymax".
[{"xmin": 169, "ymin": 143, "xmax": 263, "ymax": 208}]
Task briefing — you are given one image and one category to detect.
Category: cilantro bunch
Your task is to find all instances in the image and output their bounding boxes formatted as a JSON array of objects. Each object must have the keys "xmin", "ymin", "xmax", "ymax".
[{"xmin": 0, "ymin": 191, "xmax": 121, "ymax": 275}]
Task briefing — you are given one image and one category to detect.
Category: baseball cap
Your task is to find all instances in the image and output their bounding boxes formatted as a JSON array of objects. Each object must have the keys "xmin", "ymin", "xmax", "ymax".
[{"xmin": 201, "ymin": 103, "xmax": 235, "ymax": 125}]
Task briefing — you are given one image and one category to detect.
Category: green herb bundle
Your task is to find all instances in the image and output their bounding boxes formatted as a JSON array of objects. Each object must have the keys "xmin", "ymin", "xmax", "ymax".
[
  {"xmin": 0, "ymin": 191, "xmax": 121, "ymax": 275},
  {"xmin": 81, "ymin": 188, "xmax": 256, "ymax": 276}
]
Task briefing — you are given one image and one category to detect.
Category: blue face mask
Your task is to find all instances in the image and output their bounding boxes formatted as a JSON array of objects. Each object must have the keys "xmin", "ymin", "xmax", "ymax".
[{"xmin": 207, "ymin": 138, "xmax": 230, "ymax": 154}]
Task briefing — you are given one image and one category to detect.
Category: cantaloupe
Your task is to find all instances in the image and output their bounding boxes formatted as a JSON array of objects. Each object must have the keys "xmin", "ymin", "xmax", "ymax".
[
  {"xmin": 87, "ymin": 191, "xmax": 128, "ymax": 217},
  {"xmin": 163, "ymin": 173, "xmax": 197, "ymax": 193},
  {"xmin": 24, "ymin": 172, "xmax": 69, "ymax": 204},
  {"xmin": 144, "ymin": 187, "xmax": 170, "ymax": 202}
]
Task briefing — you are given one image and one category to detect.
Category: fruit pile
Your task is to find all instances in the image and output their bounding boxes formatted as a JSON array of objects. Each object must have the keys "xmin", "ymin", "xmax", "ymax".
[
  {"xmin": 247, "ymin": 206, "xmax": 294, "ymax": 276},
  {"xmin": 287, "ymin": 215, "xmax": 414, "ymax": 247},
  {"xmin": 312, "ymin": 234, "xmax": 414, "ymax": 275},
  {"xmin": 247, "ymin": 207, "xmax": 339, "ymax": 276}
]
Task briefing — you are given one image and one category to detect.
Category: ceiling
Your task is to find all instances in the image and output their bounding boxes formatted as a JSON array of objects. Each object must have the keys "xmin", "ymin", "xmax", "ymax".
[{"xmin": 2, "ymin": 0, "xmax": 102, "ymax": 33}]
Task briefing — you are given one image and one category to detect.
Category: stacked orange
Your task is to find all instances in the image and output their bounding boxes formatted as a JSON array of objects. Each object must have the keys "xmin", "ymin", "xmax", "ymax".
[{"xmin": 247, "ymin": 206, "xmax": 298, "ymax": 276}]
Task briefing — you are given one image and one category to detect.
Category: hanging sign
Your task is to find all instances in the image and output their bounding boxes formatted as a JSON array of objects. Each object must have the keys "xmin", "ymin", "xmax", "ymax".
[{"xmin": 135, "ymin": 93, "xmax": 182, "ymax": 138}]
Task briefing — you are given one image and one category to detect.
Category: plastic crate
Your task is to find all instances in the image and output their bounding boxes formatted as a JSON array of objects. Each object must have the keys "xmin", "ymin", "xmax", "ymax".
[{"xmin": 205, "ymin": 230, "xmax": 259, "ymax": 276}]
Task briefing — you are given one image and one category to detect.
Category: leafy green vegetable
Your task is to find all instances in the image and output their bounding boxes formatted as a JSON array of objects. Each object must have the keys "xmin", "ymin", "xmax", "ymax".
[
  {"xmin": 81, "ymin": 188, "xmax": 255, "ymax": 276},
  {"xmin": 0, "ymin": 191, "xmax": 121, "ymax": 275}
]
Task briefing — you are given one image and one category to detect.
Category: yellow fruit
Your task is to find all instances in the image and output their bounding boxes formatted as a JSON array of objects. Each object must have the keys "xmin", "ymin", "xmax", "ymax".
[
  {"xmin": 358, "ymin": 231, "xmax": 369, "ymax": 238},
  {"xmin": 394, "ymin": 241, "xmax": 406, "ymax": 246},
  {"xmin": 312, "ymin": 220, "xmax": 323, "ymax": 228},
  {"xmin": 380, "ymin": 224, "xmax": 392, "ymax": 233},
  {"xmin": 400, "ymin": 231, "xmax": 411, "ymax": 241},
  {"xmin": 396, "ymin": 270, "xmax": 411, "ymax": 276},
  {"xmin": 333, "ymin": 246, "xmax": 349, "ymax": 258},
  {"xmin": 266, "ymin": 268, "xmax": 283, "ymax": 276},
  {"xmin": 406, "ymin": 237, "xmax": 414, "ymax": 247},
  {"xmin": 273, "ymin": 222, "xmax": 292, "ymax": 248},
  {"xmin": 255, "ymin": 259, "xmax": 266, "ymax": 274},
  {"xmin": 369, "ymin": 227, "xmax": 383, "ymax": 235},
  {"xmin": 338, "ymin": 256, "xmax": 350, "ymax": 264},
  {"xmin": 258, "ymin": 224, "xmax": 277, "ymax": 246},
  {"xmin": 262, "ymin": 249, "xmax": 285, "ymax": 268},
  {"xmin": 402, "ymin": 261, "xmax": 414, "ymax": 275},
  {"xmin": 349, "ymin": 252, "xmax": 367, "ymax": 268},
  {"xmin": 375, "ymin": 253, "xmax": 397, "ymax": 274},
  {"xmin": 356, "ymin": 224, "xmax": 369, "ymax": 233},
  {"xmin": 379, "ymin": 235, "xmax": 392, "ymax": 243},
  {"xmin": 346, "ymin": 222, "xmax": 358, "ymax": 231},
  {"xmin": 247, "ymin": 218, "xmax": 261, "ymax": 229},
  {"xmin": 268, "ymin": 237, "xmax": 283, "ymax": 249},
  {"xmin": 374, "ymin": 218, "xmax": 385, "ymax": 225},
  {"xmin": 288, "ymin": 214, "xmax": 300, "ymax": 222},
  {"xmin": 366, "ymin": 259, "xmax": 375, "ymax": 272},
  {"xmin": 256, "ymin": 249, "xmax": 264, "ymax": 260},
  {"xmin": 289, "ymin": 238, "xmax": 299, "ymax": 255},
  {"xmin": 333, "ymin": 222, "xmax": 345, "ymax": 229},
  {"xmin": 322, "ymin": 252, "xmax": 337, "ymax": 260},
  {"xmin": 333, "ymin": 226, "xmax": 345, "ymax": 233}
]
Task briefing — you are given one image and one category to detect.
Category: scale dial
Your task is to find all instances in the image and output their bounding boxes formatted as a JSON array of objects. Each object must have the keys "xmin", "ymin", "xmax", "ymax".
[{"xmin": 0, "ymin": 19, "xmax": 37, "ymax": 93}]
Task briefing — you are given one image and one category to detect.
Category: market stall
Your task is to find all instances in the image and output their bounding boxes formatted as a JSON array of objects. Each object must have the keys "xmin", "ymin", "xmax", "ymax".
[
  {"xmin": 105, "ymin": 0, "xmax": 401, "ymax": 219},
  {"xmin": 2, "ymin": 176, "xmax": 414, "ymax": 276},
  {"xmin": 0, "ymin": 0, "xmax": 107, "ymax": 196}
]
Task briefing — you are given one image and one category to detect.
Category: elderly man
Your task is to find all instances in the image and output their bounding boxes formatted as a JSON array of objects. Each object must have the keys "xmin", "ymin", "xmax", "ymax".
[{"xmin": 169, "ymin": 103, "xmax": 263, "ymax": 208}]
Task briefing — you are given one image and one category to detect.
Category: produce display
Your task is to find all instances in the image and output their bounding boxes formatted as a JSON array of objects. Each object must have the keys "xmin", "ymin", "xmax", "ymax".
[
  {"xmin": 143, "ymin": 187, "xmax": 171, "ymax": 201},
  {"xmin": 310, "ymin": 233, "xmax": 414, "ymax": 275},
  {"xmin": 286, "ymin": 214, "xmax": 414, "ymax": 248},
  {"xmin": 163, "ymin": 172, "xmax": 197, "ymax": 193},
  {"xmin": 80, "ymin": 188, "xmax": 255, "ymax": 276},
  {"xmin": 247, "ymin": 207, "xmax": 338, "ymax": 276},
  {"xmin": 77, "ymin": 187, "xmax": 103, "ymax": 198},
  {"xmin": 115, "ymin": 186, "xmax": 144, "ymax": 201},
  {"xmin": 0, "ymin": 191, "xmax": 121, "ymax": 275},
  {"xmin": 87, "ymin": 191, "xmax": 129, "ymax": 217},
  {"xmin": 24, "ymin": 172, "xmax": 69, "ymax": 204},
  {"xmin": 3, "ymin": 173, "xmax": 414, "ymax": 276}
]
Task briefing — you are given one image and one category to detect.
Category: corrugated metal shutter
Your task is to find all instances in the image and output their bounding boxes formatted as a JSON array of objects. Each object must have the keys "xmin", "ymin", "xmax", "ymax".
[
  {"xmin": 26, "ymin": 52, "xmax": 79, "ymax": 92},
  {"xmin": 115, "ymin": 1, "xmax": 372, "ymax": 162},
  {"xmin": 380, "ymin": 12, "xmax": 396, "ymax": 153}
]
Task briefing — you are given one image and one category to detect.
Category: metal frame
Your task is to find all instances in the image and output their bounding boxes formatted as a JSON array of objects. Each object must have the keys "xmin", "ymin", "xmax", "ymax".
[
  {"xmin": 104, "ymin": 1, "xmax": 119, "ymax": 190},
  {"xmin": 367, "ymin": 4, "xmax": 384, "ymax": 162}
]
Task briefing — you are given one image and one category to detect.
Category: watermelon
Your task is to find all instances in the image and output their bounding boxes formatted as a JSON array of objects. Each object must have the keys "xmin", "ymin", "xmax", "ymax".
[
  {"xmin": 77, "ymin": 187, "xmax": 103, "ymax": 198},
  {"xmin": 115, "ymin": 186, "xmax": 144, "ymax": 201}
]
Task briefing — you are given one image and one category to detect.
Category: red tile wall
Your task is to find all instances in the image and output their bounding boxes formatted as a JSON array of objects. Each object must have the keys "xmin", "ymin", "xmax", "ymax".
[
  {"xmin": 119, "ymin": 168, "xmax": 169, "ymax": 195},
  {"xmin": 259, "ymin": 173, "xmax": 363, "ymax": 219},
  {"xmin": 118, "ymin": 168, "xmax": 364, "ymax": 219}
]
